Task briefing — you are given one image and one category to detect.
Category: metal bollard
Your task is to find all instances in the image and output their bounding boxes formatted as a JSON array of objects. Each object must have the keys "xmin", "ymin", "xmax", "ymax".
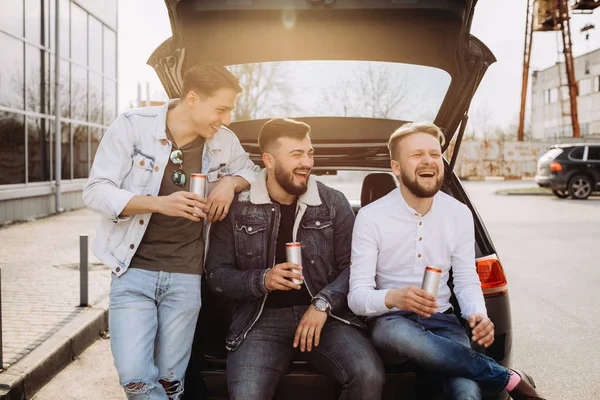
[
  {"xmin": 80, "ymin": 235, "xmax": 89, "ymax": 307},
  {"xmin": 0, "ymin": 266, "xmax": 3, "ymax": 369}
]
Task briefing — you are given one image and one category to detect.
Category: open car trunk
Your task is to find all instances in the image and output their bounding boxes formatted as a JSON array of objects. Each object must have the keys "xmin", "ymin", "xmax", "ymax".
[
  {"xmin": 148, "ymin": 2, "xmax": 511, "ymax": 399},
  {"xmin": 148, "ymin": 0, "xmax": 496, "ymax": 149}
]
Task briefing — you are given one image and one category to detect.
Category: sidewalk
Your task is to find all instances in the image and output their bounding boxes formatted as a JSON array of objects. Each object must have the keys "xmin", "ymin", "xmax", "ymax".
[{"xmin": 0, "ymin": 208, "xmax": 111, "ymax": 398}]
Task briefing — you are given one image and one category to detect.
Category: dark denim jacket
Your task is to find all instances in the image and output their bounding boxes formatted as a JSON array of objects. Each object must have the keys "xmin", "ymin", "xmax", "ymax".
[{"xmin": 205, "ymin": 170, "xmax": 364, "ymax": 351}]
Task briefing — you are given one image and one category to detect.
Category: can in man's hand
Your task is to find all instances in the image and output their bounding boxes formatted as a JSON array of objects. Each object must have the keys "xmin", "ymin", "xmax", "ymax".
[
  {"xmin": 190, "ymin": 173, "xmax": 207, "ymax": 198},
  {"xmin": 421, "ymin": 266, "xmax": 442, "ymax": 297},
  {"xmin": 285, "ymin": 242, "xmax": 303, "ymax": 285}
]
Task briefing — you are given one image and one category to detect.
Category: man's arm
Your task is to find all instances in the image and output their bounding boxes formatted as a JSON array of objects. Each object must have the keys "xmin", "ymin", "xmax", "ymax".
[
  {"xmin": 83, "ymin": 114, "xmax": 138, "ymax": 222},
  {"xmin": 203, "ymin": 133, "xmax": 260, "ymax": 222},
  {"xmin": 311, "ymin": 191, "xmax": 355, "ymax": 312},
  {"xmin": 204, "ymin": 208, "xmax": 270, "ymax": 300},
  {"xmin": 226, "ymin": 133, "xmax": 261, "ymax": 186},
  {"xmin": 121, "ymin": 191, "xmax": 205, "ymax": 222}
]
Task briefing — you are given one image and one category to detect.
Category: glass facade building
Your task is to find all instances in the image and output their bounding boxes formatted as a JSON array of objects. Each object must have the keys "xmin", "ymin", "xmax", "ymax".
[{"xmin": 0, "ymin": 0, "xmax": 118, "ymax": 223}]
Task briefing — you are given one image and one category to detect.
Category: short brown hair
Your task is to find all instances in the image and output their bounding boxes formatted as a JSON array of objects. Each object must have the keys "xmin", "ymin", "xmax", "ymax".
[
  {"xmin": 181, "ymin": 64, "xmax": 243, "ymax": 98},
  {"xmin": 388, "ymin": 122, "xmax": 445, "ymax": 160},
  {"xmin": 258, "ymin": 118, "xmax": 311, "ymax": 153}
]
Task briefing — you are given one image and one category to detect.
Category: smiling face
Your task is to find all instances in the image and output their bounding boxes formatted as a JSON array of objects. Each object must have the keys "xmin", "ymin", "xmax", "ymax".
[
  {"xmin": 186, "ymin": 87, "xmax": 237, "ymax": 140},
  {"xmin": 391, "ymin": 132, "xmax": 444, "ymax": 198},
  {"xmin": 265, "ymin": 136, "xmax": 315, "ymax": 196}
]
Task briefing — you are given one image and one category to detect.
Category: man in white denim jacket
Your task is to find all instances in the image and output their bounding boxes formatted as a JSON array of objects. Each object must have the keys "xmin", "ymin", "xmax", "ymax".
[{"xmin": 83, "ymin": 64, "xmax": 259, "ymax": 400}]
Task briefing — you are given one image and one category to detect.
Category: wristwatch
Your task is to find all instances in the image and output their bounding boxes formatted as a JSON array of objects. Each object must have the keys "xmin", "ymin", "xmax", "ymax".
[{"xmin": 312, "ymin": 298, "xmax": 331, "ymax": 313}]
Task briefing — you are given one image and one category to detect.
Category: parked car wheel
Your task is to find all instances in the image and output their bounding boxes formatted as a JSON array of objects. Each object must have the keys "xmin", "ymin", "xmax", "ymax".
[
  {"xmin": 552, "ymin": 189, "xmax": 569, "ymax": 199},
  {"xmin": 568, "ymin": 175, "xmax": 593, "ymax": 200}
]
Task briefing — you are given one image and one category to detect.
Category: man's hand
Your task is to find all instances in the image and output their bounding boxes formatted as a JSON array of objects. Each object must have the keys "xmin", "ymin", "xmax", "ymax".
[
  {"xmin": 156, "ymin": 191, "xmax": 205, "ymax": 222},
  {"xmin": 264, "ymin": 263, "xmax": 303, "ymax": 291},
  {"xmin": 205, "ymin": 176, "xmax": 237, "ymax": 223},
  {"xmin": 468, "ymin": 314, "xmax": 495, "ymax": 348},
  {"xmin": 294, "ymin": 305, "xmax": 328, "ymax": 352},
  {"xmin": 385, "ymin": 286, "xmax": 438, "ymax": 318}
]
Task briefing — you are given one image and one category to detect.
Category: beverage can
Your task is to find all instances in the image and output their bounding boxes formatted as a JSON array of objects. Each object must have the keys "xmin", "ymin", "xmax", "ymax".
[{"xmin": 285, "ymin": 242, "xmax": 303, "ymax": 285}]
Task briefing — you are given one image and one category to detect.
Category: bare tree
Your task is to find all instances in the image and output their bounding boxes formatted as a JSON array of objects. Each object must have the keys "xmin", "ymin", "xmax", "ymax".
[
  {"xmin": 227, "ymin": 63, "xmax": 299, "ymax": 121},
  {"xmin": 321, "ymin": 64, "xmax": 423, "ymax": 119}
]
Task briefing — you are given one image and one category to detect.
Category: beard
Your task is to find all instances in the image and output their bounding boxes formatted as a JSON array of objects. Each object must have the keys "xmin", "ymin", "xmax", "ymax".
[
  {"xmin": 274, "ymin": 163, "xmax": 310, "ymax": 196},
  {"xmin": 399, "ymin": 166, "xmax": 443, "ymax": 198}
]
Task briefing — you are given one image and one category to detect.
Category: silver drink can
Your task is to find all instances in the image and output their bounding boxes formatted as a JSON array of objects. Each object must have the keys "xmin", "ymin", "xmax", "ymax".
[
  {"xmin": 190, "ymin": 173, "xmax": 207, "ymax": 198},
  {"xmin": 285, "ymin": 242, "xmax": 303, "ymax": 285},
  {"xmin": 421, "ymin": 266, "xmax": 442, "ymax": 297}
]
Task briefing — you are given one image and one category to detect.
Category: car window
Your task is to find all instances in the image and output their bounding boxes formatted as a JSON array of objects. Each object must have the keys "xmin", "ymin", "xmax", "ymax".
[
  {"xmin": 569, "ymin": 147, "xmax": 584, "ymax": 160},
  {"xmin": 587, "ymin": 146, "xmax": 600, "ymax": 161},
  {"xmin": 226, "ymin": 61, "xmax": 451, "ymax": 123}
]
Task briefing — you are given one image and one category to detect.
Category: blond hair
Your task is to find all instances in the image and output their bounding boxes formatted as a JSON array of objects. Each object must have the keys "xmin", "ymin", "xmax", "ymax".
[{"xmin": 388, "ymin": 122, "xmax": 446, "ymax": 160}]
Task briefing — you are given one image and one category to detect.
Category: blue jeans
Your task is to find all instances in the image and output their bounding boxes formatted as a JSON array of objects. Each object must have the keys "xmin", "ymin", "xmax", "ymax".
[
  {"xmin": 369, "ymin": 311, "xmax": 510, "ymax": 399},
  {"xmin": 109, "ymin": 268, "xmax": 201, "ymax": 400},
  {"xmin": 226, "ymin": 305, "xmax": 385, "ymax": 400}
]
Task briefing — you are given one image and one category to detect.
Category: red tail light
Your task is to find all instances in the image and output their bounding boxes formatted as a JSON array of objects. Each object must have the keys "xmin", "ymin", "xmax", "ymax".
[
  {"xmin": 550, "ymin": 161, "xmax": 563, "ymax": 172},
  {"xmin": 476, "ymin": 255, "xmax": 508, "ymax": 297}
]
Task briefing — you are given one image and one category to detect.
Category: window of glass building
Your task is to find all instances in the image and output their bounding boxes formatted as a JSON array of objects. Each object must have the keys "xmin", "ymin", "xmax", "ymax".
[
  {"xmin": 0, "ymin": 33, "xmax": 25, "ymax": 109},
  {"xmin": 0, "ymin": 0, "xmax": 24, "ymax": 38},
  {"xmin": 89, "ymin": 72, "xmax": 103, "ymax": 124},
  {"xmin": 90, "ymin": 127, "xmax": 103, "ymax": 164},
  {"xmin": 46, "ymin": 52, "xmax": 54, "ymax": 115},
  {"xmin": 25, "ymin": 0, "xmax": 43, "ymax": 45},
  {"xmin": 76, "ymin": 0, "xmax": 117, "ymax": 30},
  {"xmin": 71, "ymin": 3, "xmax": 87, "ymax": 66},
  {"xmin": 104, "ymin": 78, "xmax": 117, "ymax": 125},
  {"xmin": 71, "ymin": 65, "xmax": 88, "ymax": 121},
  {"xmin": 104, "ymin": 27, "xmax": 117, "ymax": 78},
  {"xmin": 0, "ymin": 112, "xmax": 26, "ymax": 184},
  {"xmin": 73, "ymin": 124, "xmax": 88, "ymax": 178},
  {"xmin": 89, "ymin": 16, "xmax": 103, "ymax": 73},
  {"xmin": 28, "ymin": 118, "xmax": 52, "ymax": 182},
  {"xmin": 26, "ymin": 45, "xmax": 44, "ymax": 113},
  {"xmin": 59, "ymin": 0, "xmax": 70, "ymax": 57},
  {"xmin": 61, "ymin": 122, "xmax": 71, "ymax": 180},
  {"xmin": 60, "ymin": 59, "xmax": 70, "ymax": 118}
]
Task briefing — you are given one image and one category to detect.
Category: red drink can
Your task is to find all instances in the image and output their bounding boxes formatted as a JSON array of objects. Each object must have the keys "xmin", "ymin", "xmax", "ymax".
[
  {"xmin": 285, "ymin": 242, "xmax": 303, "ymax": 285},
  {"xmin": 190, "ymin": 173, "xmax": 207, "ymax": 198},
  {"xmin": 421, "ymin": 266, "xmax": 442, "ymax": 296}
]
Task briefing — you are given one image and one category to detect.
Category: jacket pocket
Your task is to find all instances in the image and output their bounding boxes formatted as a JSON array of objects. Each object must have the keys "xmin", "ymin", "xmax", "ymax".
[
  {"xmin": 234, "ymin": 219, "xmax": 268, "ymax": 266},
  {"xmin": 127, "ymin": 153, "xmax": 155, "ymax": 193}
]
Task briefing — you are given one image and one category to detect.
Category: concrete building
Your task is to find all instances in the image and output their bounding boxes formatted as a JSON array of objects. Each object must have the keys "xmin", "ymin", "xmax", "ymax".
[
  {"xmin": 0, "ymin": 0, "xmax": 118, "ymax": 225},
  {"xmin": 531, "ymin": 46, "xmax": 600, "ymax": 141}
]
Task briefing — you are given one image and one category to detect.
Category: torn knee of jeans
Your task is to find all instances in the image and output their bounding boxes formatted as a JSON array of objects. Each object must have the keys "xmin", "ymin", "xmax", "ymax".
[
  {"xmin": 159, "ymin": 379, "xmax": 183, "ymax": 398},
  {"xmin": 123, "ymin": 380, "xmax": 151, "ymax": 395}
]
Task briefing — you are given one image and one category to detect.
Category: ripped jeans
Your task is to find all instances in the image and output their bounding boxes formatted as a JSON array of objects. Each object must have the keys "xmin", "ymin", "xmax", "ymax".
[{"xmin": 109, "ymin": 268, "xmax": 201, "ymax": 400}]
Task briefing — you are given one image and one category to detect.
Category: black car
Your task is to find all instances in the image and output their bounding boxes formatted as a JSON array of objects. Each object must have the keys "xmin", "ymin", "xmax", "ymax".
[
  {"xmin": 535, "ymin": 144, "xmax": 600, "ymax": 199},
  {"xmin": 148, "ymin": 1, "xmax": 512, "ymax": 399}
]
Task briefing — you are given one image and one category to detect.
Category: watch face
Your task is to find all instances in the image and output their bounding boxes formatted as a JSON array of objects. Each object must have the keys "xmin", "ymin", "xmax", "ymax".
[{"xmin": 314, "ymin": 299, "xmax": 329, "ymax": 311}]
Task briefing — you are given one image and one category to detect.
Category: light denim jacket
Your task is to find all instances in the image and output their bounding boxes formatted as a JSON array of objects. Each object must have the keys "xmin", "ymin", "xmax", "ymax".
[{"xmin": 83, "ymin": 101, "xmax": 259, "ymax": 276}]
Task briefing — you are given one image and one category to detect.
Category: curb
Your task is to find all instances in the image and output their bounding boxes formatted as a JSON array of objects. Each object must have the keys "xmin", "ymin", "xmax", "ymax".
[{"xmin": 0, "ymin": 297, "xmax": 109, "ymax": 400}]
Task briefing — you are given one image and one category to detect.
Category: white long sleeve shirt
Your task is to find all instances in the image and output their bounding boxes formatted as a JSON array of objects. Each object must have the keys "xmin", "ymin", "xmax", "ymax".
[{"xmin": 348, "ymin": 189, "xmax": 487, "ymax": 320}]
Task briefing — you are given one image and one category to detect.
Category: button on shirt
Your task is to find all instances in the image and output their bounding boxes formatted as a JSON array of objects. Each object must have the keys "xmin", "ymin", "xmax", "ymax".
[{"xmin": 348, "ymin": 189, "xmax": 486, "ymax": 320}]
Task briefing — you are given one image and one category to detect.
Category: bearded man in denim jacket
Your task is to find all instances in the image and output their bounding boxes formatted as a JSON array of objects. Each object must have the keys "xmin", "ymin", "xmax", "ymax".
[
  {"xmin": 83, "ymin": 64, "xmax": 259, "ymax": 400},
  {"xmin": 205, "ymin": 117, "xmax": 385, "ymax": 400}
]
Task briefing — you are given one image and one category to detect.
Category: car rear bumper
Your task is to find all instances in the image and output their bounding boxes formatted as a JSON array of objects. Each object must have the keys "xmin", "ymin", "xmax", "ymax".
[
  {"xmin": 536, "ymin": 174, "xmax": 569, "ymax": 191},
  {"xmin": 534, "ymin": 175, "xmax": 551, "ymax": 188}
]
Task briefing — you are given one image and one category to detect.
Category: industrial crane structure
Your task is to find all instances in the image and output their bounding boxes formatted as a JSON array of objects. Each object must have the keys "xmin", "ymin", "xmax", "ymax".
[{"xmin": 518, "ymin": 0, "xmax": 600, "ymax": 141}]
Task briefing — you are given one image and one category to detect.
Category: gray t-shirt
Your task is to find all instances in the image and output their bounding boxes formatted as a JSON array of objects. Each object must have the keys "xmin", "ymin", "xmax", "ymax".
[{"xmin": 129, "ymin": 129, "xmax": 205, "ymax": 275}]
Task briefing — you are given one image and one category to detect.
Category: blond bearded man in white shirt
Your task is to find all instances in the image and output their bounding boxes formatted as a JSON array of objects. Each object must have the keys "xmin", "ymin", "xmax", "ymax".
[{"xmin": 348, "ymin": 122, "xmax": 544, "ymax": 400}]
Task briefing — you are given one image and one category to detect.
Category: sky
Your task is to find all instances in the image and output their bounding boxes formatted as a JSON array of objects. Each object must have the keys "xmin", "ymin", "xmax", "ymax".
[{"xmin": 117, "ymin": 0, "xmax": 600, "ymax": 133}]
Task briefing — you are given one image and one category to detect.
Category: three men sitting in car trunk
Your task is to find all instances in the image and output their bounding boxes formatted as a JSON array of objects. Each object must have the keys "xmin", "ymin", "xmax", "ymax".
[{"xmin": 206, "ymin": 118, "xmax": 545, "ymax": 400}]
